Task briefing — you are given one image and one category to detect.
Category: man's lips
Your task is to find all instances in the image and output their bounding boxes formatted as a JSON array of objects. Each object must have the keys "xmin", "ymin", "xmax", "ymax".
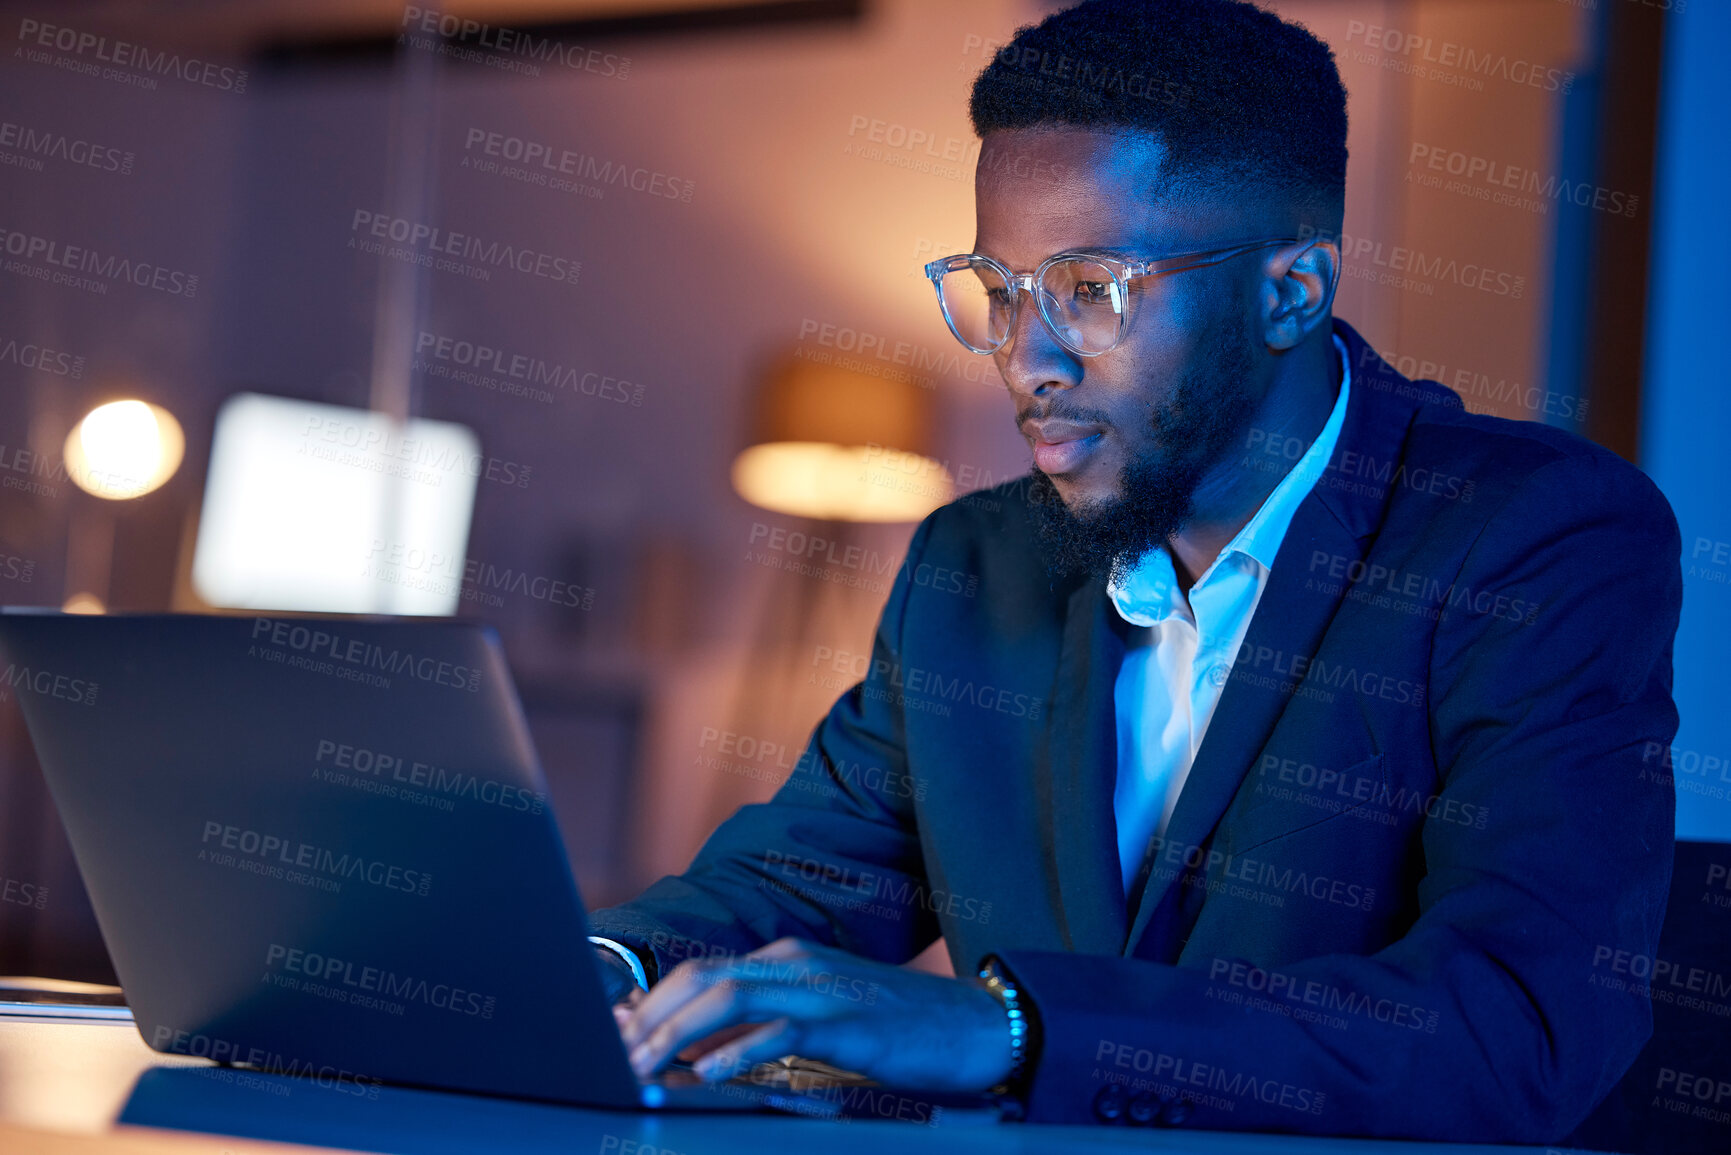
[{"xmin": 1025, "ymin": 421, "xmax": 1104, "ymax": 476}]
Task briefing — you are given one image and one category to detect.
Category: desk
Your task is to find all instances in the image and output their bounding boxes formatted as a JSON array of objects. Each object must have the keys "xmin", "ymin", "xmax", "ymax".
[{"xmin": 0, "ymin": 1010, "xmax": 1606, "ymax": 1155}]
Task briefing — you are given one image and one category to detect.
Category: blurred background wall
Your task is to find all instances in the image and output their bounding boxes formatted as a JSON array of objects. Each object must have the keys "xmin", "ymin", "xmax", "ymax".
[{"xmin": 0, "ymin": 0, "xmax": 1716, "ymax": 984}]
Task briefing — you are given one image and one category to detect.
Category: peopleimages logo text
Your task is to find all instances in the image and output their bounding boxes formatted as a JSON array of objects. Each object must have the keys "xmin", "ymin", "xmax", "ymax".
[
  {"xmin": 0, "ymin": 120, "xmax": 133, "ymax": 174},
  {"xmin": 1344, "ymin": 20, "xmax": 1572, "ymax": 93},
  {"xmin": 1298, "ymin": 226, "xmax": 1524, "ymax": 299},
  {"xmin": 314, "ymin": 739, "xmax": 545, "ymax": 815},
  {"xmin": 0, "ymin": 225, "xmax": 198, "ymax": 296},
  {"xmin": 301, "ymin": 415, "xmax": 533, "ymax": 489},
  {"xmin": 462, "ymin": 129, "xmax": 694, "ymax": 202},
  {"xmin": 0, "ymin": 335, "xmax": 84, "ymax": 378},
  {"xmin": 250, "ymin": 618, "xmax": 482, "ymax": 692},
  {"xmin": 15, "ymin": 18, "xmax": 249, "ymax": 92},
  {"xmin": 414, "ymin": 330, "xmax": 644, "ymax": 406},
  {"xmin": 0, "ymin": 662, "xmax": 98, "ymax": 705},
  {"xmin": 399, "ymin": 7, "xmax": 629, "ymax": 79},
  {"xmin": 349, "ymin": 210, "xmax": 580, "ymax": 286},
  {"xmin": 200, "ymin": 821, "xmax": 432, "ymax": 897},
  {"xmin": 150, "ymin": 1027, "xmax": 379, "ymax": 1097},
  {"xmin": 265, "ymin": 943, "xmax": 496, "ymax": 1018}
]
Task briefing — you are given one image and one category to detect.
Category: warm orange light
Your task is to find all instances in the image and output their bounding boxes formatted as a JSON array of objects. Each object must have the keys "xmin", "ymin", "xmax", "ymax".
[
  {"xmin": 731, "ymin": 352, "xmax": 954, "ymax": 522},
  {"xmin": 64, "ymin": 400, "xmax": 185, "ymax": 500},
  {"xmin": 732, "ymin": 441, "xmax": 953, "ymax": 522}
]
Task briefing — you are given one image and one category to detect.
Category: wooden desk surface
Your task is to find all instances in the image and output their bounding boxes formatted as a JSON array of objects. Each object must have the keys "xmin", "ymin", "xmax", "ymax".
[{"xmin": 0, "ymin": 1011, "xmax": 1600, "ymax": 1155}]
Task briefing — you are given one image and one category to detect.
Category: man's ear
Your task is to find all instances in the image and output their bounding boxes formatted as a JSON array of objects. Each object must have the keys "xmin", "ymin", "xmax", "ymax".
[{"xmin": 1260, "ymin": 238, "xmax": 1339, "ymax": 352}]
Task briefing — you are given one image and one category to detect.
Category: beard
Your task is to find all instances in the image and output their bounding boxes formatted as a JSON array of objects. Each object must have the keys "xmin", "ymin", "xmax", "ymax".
[{"xmin": 1026, "ymin": 314, "xmax": 1260, "ymax": 584}]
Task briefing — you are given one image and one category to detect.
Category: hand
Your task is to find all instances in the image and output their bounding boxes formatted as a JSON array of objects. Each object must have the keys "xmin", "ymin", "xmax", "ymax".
[
  {"xmin": 615, "ymin": 937, "xmax": 1015, "ymax": 1092},
  {"xmin": 593, "ymin": 946, "xmax": 643, "ymax": 1005}
]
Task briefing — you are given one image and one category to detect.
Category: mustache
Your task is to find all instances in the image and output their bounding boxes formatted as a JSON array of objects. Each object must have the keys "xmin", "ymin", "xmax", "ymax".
[{"xmin": 1016, "ymin": 403, "xmax": 1116, "ymax": 431}]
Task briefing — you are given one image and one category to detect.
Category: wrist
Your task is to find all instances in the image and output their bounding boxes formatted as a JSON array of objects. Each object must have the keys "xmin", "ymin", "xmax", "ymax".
[
  {"xmin": 968, "ymin": 982, "xmax": 1017, "ymax": 1087},
  {"xmin": 976, "ymin": 956, "xmax": 1040, "ymax": 1110},
  {"xmin": 588, "ymin": 936, "xmax": 649, "ymax": 992}
]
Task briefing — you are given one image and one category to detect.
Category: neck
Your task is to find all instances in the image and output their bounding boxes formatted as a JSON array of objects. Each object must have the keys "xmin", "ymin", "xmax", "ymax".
[{"xmin": 1167, "ymin": 329, "xmax": 1341, "ymax": 591}]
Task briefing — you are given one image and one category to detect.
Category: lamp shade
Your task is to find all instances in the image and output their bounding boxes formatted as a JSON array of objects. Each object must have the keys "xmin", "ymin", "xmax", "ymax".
[{"xmin": 731, "ymin": 352, "xmax": 953, "ymax": 522}]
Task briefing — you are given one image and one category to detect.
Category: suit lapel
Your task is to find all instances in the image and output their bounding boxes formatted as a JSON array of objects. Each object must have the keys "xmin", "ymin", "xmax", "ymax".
[
  {"xmin": 1036, "ymin": 576, "xmax": 1131, "ymax": 955},
  {"xmin": 1121, "ymin": 319, "xmax": 1424, "ymax": 958},
  {"xmin": 1123, "ymin": 495, "xmax": 1369, "ymax": 956}
]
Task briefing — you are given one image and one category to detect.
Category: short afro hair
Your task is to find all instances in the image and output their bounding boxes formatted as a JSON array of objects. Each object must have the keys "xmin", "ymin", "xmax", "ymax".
[{"xmin": 969, "ymin": 0, "xmax": 1347, "ymax": 218}]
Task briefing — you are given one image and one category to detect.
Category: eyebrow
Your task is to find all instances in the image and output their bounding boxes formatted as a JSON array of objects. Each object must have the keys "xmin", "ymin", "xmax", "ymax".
[
  {"xmin": 973, "ymin": 242, "xmax": 1152, "ymax": 264},
  {"xmin": 1073, "ymin": 244, "xmax": 1141, "ymax": 260}
]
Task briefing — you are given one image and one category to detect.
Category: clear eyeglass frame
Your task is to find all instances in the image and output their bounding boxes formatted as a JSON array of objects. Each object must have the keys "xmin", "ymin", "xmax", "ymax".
[{"xmin": 923, "ymin": 237, "xmax": 1303, "ymax": 358}]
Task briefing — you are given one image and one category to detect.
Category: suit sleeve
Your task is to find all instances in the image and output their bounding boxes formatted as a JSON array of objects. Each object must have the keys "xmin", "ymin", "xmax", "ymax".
[
  {"xmin": 586, "ymin": 514, "xmax": 941, "ymax": 983},
  {"xmin": 996, "ymin": 451, "xmax": 1681, "ymax": 1143}
]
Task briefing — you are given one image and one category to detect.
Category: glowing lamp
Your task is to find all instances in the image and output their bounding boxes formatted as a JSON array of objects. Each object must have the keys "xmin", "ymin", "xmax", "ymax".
[
  {"xmin": 64, "ymin": 400, "xmax": 185, "ymax": 500},
  {"xmin": 730, "ymin": 353, "xmax": 952, "ymax": 522}
]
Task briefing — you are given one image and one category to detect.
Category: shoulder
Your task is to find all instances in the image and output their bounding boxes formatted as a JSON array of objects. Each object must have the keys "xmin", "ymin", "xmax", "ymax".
[
  {"xmin": 894, "ymin": 476, "xmax": 1079, "ymax": 624},
  {"xmin": 915, "ymin": 474, "xmax": 1056, "ymax": 575},
  {"xmin": 1340, "ymin": 321, "xmax": 1673, "ymax": 536},
  {"xmin": 1404, "ymin": 401, "xmax": 1675, "ymax": 534},
  {"xmin": 1378, "ymin": 398, "xmax": 1682, "ymax": 659}
]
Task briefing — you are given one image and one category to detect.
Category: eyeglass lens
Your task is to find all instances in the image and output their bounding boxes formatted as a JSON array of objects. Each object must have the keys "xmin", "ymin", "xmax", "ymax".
[{"xmin": 937, "ymin": 256, "xmax": 1126, "ymax": 355}]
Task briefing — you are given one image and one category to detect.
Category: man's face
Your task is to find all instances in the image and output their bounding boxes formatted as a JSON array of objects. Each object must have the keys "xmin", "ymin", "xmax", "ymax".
[{"xmin": 972, "ymin": 127, "xmax": 1273, "ymax": 579}]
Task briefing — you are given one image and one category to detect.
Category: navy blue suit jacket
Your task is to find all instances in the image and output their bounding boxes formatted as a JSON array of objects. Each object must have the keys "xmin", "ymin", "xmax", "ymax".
[{"xmin": 590, "ymin": 319, "xmax": 1681, "ymax": 1142}]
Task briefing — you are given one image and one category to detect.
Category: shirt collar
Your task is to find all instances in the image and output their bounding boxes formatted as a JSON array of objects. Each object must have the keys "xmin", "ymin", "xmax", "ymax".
[{"xmin": 1108, "ymin": 333, "xmax": 1353, "ymax": 626}]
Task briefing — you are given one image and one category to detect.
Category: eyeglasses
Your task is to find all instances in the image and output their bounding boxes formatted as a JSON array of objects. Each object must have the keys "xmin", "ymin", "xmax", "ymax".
[{"xmin": 924, "ymin": 238, "xmax": 1301, "ymax": 358}]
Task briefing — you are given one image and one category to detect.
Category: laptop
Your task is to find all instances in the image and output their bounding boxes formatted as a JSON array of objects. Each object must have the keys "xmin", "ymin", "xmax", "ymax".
[{"xmin": 0, "ymin": 611, "xmax": 969, "ymax": 1120}]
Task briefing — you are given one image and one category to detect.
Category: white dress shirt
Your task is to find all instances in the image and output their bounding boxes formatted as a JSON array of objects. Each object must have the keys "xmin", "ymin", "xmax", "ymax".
[
  {"xmin": 1109, "ymin": 335, "xmax": 1351, "ymax": 893},
  {"xmin": 597, "ymin": 337, "xmax": 1352, "ymax": 986}
]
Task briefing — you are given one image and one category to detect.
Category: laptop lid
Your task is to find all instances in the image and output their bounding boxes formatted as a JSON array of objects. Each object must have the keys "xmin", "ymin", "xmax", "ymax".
[{"xmin": 0, "ymin": 611, "xmax": 639, "ymax": 1108}]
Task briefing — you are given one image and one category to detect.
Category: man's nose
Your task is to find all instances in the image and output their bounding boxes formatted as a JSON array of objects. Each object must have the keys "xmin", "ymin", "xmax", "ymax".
[{"xmin": 996, "ymin": 298, "xmax": 1081, "ymax": 402}]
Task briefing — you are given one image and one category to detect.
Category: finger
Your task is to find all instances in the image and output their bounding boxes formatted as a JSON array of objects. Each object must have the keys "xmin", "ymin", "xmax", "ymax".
[
  {"xmin": 693, "ymin": 1019, "xmax": 800, "ymax": 1082},
  {"xmin": 619, "ymin": 956, "xmax": 732, "ymax": 1051},
  {"xmin": 623, "ymin": 939, "xmax": 819, "ymax": 1050},
  {"xmin": 749, "ymin": 936, "xmax": 823, "ymax": 961},
  {"xmin": 611, "ymin": 983, "xmax": 646, "ymax": 1031},
  {"xmin": 674, "ymin": 1020, "xmax": 758, "ymax": 1064},
  {"xmin": 628, "ymin": 977, "xmax": 778, "ymax": 1079}
]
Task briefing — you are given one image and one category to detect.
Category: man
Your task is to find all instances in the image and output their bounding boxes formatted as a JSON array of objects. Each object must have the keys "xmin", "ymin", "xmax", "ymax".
[{"xmin": 588, "ymin": 0, "xmax": 1681, "ymax": 1141}]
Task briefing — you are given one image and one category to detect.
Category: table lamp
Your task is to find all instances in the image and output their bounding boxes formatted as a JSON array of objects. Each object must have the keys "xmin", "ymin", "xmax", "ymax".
[
  {"xmin": 730, "ymin": 352, "xmax": 953, "ymax": 522},
  {"xmin": 60, "ymin": 399, "xmax": 185, "ymax": 613}
]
